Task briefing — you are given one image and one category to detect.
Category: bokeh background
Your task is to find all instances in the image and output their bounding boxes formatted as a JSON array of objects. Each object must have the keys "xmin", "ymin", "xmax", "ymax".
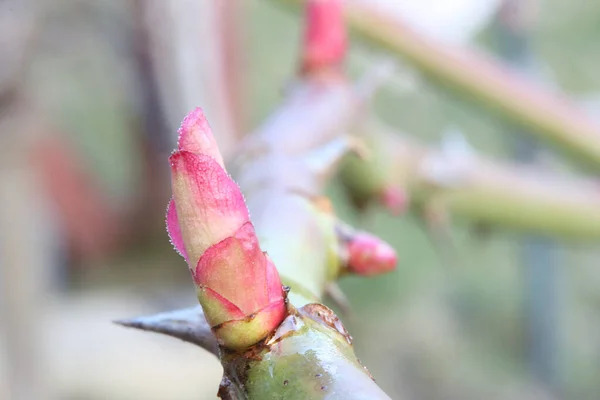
[{"xmin": 1, "ymin": 0, "xmax": 600, "ymax": 399}]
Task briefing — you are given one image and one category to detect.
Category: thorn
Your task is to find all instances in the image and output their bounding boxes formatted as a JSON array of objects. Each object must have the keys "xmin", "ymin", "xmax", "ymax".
[{"xmin": 115, "ymin": 306, "xmax": 219, "ymax": 356}]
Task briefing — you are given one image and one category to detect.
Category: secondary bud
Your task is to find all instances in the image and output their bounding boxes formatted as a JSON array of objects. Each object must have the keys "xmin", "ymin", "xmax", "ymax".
[
  {"xmin": 380, "ymin": 186, "xmax": 409, "ymax": 216},
  {"xmin": 301, "ymin": 0, "xmax": 347, "ymax": 74},
  {"xmin": 346, "ymin": 232, "xmax": 397, "ymax": 276}
]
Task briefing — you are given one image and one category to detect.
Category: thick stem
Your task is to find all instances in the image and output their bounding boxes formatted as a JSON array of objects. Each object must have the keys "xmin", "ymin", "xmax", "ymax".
[
  {"xmin": 140, "ymin": 0, "xmax": 240, "ymax": 155},
  {"xmin": 229, "ymin": 68, "xmax": 387, "ymax": 305},
  {"xmin": 220, "ymin": 304, "xmax": 391, "ymax": 399},
  {"xmin": 0, "ymin": 2, "xmax": 52, "ymax": 399}
]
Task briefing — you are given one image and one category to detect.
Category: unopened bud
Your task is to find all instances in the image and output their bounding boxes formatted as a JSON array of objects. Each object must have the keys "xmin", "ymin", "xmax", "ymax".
[{"xmin": 346, "ymin": 232, "xmax": 397, "ymax": 276}]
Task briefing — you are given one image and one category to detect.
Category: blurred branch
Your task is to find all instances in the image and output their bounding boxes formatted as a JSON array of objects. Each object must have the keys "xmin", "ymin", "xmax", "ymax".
[
  {"xmin": 0, "ymin": 0, "xmax": 37, "ymax": 105},
  {"xmin": 138, "ymin": 0, "xmax": 242, "ymax": 156},
  {"xmin": 342, "ymin": 119, "xmax": 600, "ymax": 240},
  {"xmin": 0, "ymin": 110, "xmax": 55, "ymax": 400},
  {"xmin": 131, "ymin": 0, "xmax": 171, "ymax": 153},
  {"xmin": 492, "ymin": 1, "xmax": 563, "ymax": 395},
  {"xmin": 273, "ymin": 0, "xmax": 600, "ymax": 170},
  {"xmin": 0, "ymin": 2, "xmax": 53, "ymax": 399},
  {"xmin": 215, "ymin": 0, "xmax": 246, "ymax": 136}
]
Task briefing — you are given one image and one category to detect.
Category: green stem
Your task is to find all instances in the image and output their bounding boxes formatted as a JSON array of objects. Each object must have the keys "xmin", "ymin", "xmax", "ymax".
[
  {"xmin": 273, "ymin": 0, "xmax": 600, "ymax": 171},
  {"xmin": 229, "ymin": 77, "xmax": 379, "ymax": 305}
]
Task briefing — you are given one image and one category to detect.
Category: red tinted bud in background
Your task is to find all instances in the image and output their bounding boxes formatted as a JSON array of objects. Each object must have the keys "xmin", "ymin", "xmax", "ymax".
[
  {"xmin": 346, "ymin": 232, "xmax": 397, "ymax": 276},
  {"xmin": 380, "ymin": 186, "xmax": 409, "ymax": 216},
  {"xmin": 301, "ymin": 0, "xmax": 347, "ymax": 74}
]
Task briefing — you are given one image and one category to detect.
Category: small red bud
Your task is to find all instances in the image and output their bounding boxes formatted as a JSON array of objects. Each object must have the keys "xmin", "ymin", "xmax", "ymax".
[
  {"xmin": 170, "ymin": 151, "xmax": 250, "ymax": 268},
  {"xmin": 301, "ymin": 0, "xmax": 347, "ymax": 74},
  {"xmin": 346, "ymin": 232, "xmax": 397, "ymax": 276},
  {"xmin": 380, "ymin": 186, "xmax": 409, "ymax": 216}
]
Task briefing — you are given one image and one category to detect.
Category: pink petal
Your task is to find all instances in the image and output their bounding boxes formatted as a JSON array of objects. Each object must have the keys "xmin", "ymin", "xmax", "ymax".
[
  {"xmin": 170, "ymin": 151, "xmax": 250, "ymax": 267},
  {"xmin": 380, "ymin": 186, "xmax": 409, "ymax": 216},
  {"xmin": 347, "ymin": 232, "xmax": 397, "ymax": 276},
  {"xmin": 302, "ymin": 0, "xmax": 347, "ymax": 73},
  {"xmin": 197, "ymin": 286, "xmax": 246, "ymax": 327},
  {"xmin": 195, "ymin": 222, "xmax": 273, "ymax": 315},
  {"xmin": 177, "ymin": 107, "xmax": 225, "ymax": 167},
  {"xmin": 165, "ymin": 198, "xmax": 188, "ymax": 262}
]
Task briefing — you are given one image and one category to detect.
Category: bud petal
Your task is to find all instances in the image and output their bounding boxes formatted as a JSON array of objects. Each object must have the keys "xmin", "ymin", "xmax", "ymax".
[
  {"xmin": 197, "ymin": 286, "xmax": 245, "ymax": 327},
  {"xmin": 194, "ymin": 222, "xmax": 283, "ymax": 315},
  {"xmin": 213, "ymin": 302, "xmax": 287, "ymax": 350},
  {"xmin": 166, "ymin": 198, "xmax": 188, "ymax": 261},
  {"xmin": 346, "ymin": 232, "xmax": 397, "ymax": 276},
  {"xmin": 195, "ymin": 223, "xmax": 286, "ymax": 349},
  {"xmin": 170, "ymin": 151, "xmax": 250, "ymax": 267},
  {"xmin": 177, "ymin": 107, "xmax": 225, "ymax": 168},
  {"xmin": 302, "ymin": 0, "xmax": 347, "ymax": 73}
]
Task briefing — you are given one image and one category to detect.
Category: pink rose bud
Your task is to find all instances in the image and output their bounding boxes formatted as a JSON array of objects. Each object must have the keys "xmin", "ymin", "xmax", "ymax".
[
  {"xmin": 167, "ymin": 108, "xmax": 286, "ymax": 350},
  {"xmin": 380, "ymin": 186, "xmax": 409, "ymax": 216},
  {"xmin": 346, "ymin": 232, "xmax": 397, "ymax": 276},
  {"xmin": 301, "ymin": 0, "xmax": 347, "ymax": 74}
]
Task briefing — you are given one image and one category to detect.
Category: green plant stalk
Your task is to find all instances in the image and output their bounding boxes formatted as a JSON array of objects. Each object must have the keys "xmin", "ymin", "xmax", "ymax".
[
  {"xmin": 120, "ymin": 73, "xmax": 394, "ymax": 398},
  {"xmin": 220, "ymin": 304, "xmax": 390, "ymax": 399},
  {"xmin": 273, "ymin": 0, "xmax": 600, "ymax": 170},
  {"xmin": 228, "ymin": 75, "xmax": 379, "ymax": 306},
  {"xmin": 342, "ymin": 120, "xmax": 600, "ymax": 240}
]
